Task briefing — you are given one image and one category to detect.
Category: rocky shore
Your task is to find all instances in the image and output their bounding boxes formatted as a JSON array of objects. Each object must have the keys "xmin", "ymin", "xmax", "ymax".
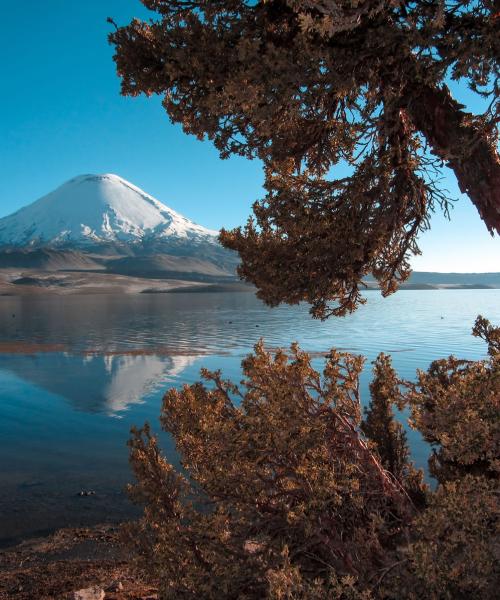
[{"xmin": 0, "ymin": 525, "xmax": 156, "ymax": 600}]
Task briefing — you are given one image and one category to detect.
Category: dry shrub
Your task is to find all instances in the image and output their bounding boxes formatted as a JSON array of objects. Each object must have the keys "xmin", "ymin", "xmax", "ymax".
[{"xmin": 124, "ymin": 318, "xmax": 499, "ymax": 599}]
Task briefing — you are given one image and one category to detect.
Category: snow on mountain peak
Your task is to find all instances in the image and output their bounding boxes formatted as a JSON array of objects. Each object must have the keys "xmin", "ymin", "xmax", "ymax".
[{"xmin": 0, "ymin": 174, "xmax": 218, "ymax": 248}]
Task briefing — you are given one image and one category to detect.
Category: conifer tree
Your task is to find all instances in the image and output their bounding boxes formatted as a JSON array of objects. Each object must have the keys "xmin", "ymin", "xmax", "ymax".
[
  {"xmin": 110, "ymin": 0, "xmax": 499, "ymax": 317},
  {"xmin": 362, "ymin": 354, "xmax": 426, "ymax": 506}
]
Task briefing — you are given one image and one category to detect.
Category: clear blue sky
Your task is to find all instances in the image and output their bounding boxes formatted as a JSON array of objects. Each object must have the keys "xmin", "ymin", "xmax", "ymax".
[{"xmin": 1, "ymin": 0, "xmax": 498, "ymax": 272}]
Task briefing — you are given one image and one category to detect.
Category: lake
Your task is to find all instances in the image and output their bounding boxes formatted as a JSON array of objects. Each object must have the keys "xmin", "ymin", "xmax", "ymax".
[{"xmin": 0, "ymin": 289, "xmax": 499, "ymax": 546}]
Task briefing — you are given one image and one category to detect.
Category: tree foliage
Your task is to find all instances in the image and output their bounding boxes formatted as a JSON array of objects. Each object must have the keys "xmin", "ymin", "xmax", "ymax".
[
  {"xmin": 362, "ymin": 354, "xmax": 427, "ymax": 506},
  {"xmin": 399, "ymin": 475, "xmax": 499, "ymax": 600},
  {"xmin": 124, "ymin": 317, "xmax": 499, "ymax": 599},
  {"xmin": 110, "ymin": 0, "xmax": 500, "ymax": 317},
  {"xmin": 407, "ymin": 344, "xmax": 500, "ymax": 482}
]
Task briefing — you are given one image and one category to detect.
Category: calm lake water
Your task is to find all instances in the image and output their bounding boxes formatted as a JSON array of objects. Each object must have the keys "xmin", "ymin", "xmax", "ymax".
[{"xmin": 0, "ymin": 289, "xmax": 499, "ymax": 546}]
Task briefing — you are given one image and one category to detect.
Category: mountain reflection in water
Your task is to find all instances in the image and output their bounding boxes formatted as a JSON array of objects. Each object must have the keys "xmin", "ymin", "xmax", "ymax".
[{"xmin": 0, "ymin": 352, "xmax": 198, "ymax": 416}]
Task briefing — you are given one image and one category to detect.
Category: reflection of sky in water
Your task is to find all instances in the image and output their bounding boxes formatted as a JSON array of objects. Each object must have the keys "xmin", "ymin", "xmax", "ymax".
[
  {"xmin": 0, "ymin": 290, "xmax": 499, "ymax": 544},
  {"xmin": 0, "ymin": 349, "xmax": 213, "ymax": 545}
]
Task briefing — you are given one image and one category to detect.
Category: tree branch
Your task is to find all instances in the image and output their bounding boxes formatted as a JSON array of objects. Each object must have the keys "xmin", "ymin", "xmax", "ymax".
[{"xmin": 405, "ymin": 83, "xmax": 500, "ymax": 235}]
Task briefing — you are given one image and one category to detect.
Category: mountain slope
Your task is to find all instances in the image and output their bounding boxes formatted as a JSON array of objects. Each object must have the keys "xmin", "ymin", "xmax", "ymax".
[
  {"xmin": 0, "ymin": 174, "xmax": 239, "ymax": 280},
  {"xmin": 0, "ymin": 248, "xmax": 102, "ymax": 270},
  {"xmin": 0, "ymin": 174, "xmax": 218, "ymax": 248}
]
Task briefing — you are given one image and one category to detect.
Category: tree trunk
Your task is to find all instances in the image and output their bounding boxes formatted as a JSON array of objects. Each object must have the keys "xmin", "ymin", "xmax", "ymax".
[{"xmin": 405, "ymin": 83, "xmax": 500, "ymax": 235}]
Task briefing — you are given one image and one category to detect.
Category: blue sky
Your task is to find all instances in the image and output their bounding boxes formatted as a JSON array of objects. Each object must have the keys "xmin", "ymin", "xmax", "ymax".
[{"xmin": 1, "ymin": 0, "xmax": 498, "ymax": 272}]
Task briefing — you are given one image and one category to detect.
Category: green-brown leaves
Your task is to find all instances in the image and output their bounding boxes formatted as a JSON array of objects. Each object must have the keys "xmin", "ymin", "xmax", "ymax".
[
  {"xmin": 125, "ymin": 320, "xmax": 500, "ymax": 598},
  {"xmin": 110, "ymin": 0, "xmax": 499, "ymax": 317}
]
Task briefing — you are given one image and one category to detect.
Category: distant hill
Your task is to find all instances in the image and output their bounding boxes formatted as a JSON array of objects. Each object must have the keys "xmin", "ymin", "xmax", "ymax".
[
  {"xmin": 105, "ymin": 254, "xmax": 234, "ymax": 281},
  {"xmin": 0, "ymin": 249, "xmax": 101, "ymax": 271},
  {"xmin": 406, "ymin": 271, "xmax": 500, "ymax": 287},
  {"xmin": 364, "ymin": 271, "xmax": 500, "ymax": 290}
]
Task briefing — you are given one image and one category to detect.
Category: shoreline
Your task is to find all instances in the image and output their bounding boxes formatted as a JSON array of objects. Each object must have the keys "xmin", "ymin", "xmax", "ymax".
[
  {"xmin": 0, "ymin": 268, "xmax": 253, "ymax": 297},
  {"xmin": 0, "ymin": 269, "xmax": 499, "ymax": 298},
  {"xmin": 0, "ymin": 523, "xmax": 156, "ymax": 599}
]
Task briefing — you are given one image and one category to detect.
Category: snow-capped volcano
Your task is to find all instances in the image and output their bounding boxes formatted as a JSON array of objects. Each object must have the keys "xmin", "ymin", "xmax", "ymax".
[{"xmin": 0, "ymin": 174, "xmax": 218, "ymax": 248}]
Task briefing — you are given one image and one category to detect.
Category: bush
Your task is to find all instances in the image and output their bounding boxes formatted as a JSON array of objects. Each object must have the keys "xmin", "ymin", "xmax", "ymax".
[{"xmin": 124, "ymin": 318, "xmax": 499, "ymax": 599}]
